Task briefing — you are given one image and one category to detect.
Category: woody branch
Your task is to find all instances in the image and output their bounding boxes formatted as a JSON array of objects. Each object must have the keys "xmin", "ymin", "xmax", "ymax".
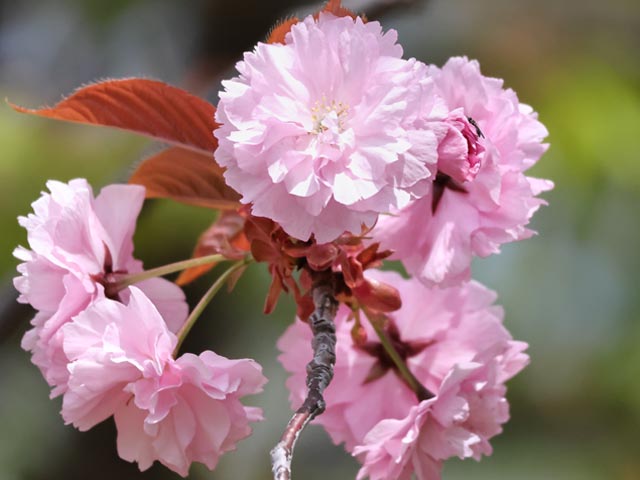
[{"xmin": 270, "ymin": 271, "xmax": 338, "ymax": 480}]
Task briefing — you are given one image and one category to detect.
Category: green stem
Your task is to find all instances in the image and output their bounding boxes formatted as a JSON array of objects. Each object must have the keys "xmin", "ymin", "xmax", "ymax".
[
  {"xmin": 368, "ymin": 313, "xmax": 432, "ymax": 401},
  {"xmin": 173, "ymin": 258, "xmax": 251, "ymax": 356},
  {"xmin": 115, "ymin": 253, "xmax": 228, "ymax": 291}
]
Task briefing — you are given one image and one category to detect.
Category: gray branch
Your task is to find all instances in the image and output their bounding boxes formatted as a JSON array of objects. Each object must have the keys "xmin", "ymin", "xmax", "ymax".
[{"xmin": 271, "ymin": 273, "xmax": 338, "ymax": 480}]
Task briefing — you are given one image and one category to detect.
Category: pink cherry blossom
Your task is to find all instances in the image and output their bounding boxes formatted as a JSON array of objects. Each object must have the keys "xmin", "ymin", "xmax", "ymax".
[
  {"xmin": 354, "ymin": 345, "xmax": 528, "ymax": 480},
  {"xmin": 373, "ymin": 57, "xmax": 553, "ymax": 286},
  {"xmin": 352, "ymin": 365, "xmax": 477, "ymax": 480},
  {"xmin": 277, "ymin": 270, "xmax": 528, "ymax": 478},
  {"xmin": 115, "ymin": 351, "xmax": 266, "ymax": 476},
  {"xmin": 61, "ymin": 287, "xmax": 267, "ymax": 476},
  {"xmin": 14, "ymin": 179, "xmax": 188, "ymax": 395},
  {"xmin": 61, "ymin": 287, "xmax": 176, "ymax": 431},
  {"xmin": 215, "ymin": 13, "xmax": 440, "ymax": 243}
]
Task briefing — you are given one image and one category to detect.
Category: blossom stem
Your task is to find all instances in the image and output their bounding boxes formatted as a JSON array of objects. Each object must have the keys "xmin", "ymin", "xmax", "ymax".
[
  {"xmin": 173, "ymin": 258, "xmax": 251, "ymax": 356},
  {"xmin": 114, "ymin": 253, "xmax": 228, "ymax": 291},
  {"xmin": 271, "ymin": 271, "xmax": 338, "ymax": 480},
  {"xmin": 368, "ymin": 312, "xmax": 432, "ymax": 402}
]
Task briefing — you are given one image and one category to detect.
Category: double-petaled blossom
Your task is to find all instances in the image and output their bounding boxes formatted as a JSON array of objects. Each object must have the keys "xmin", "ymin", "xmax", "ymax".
[
  {"xmin": 13, "ymin": 179, "xmax": 188, "ymax": 395},
  {"xmin": 215, "ymin": 13, "xmax": 441, "ymax": 243},
  {"xmin": 61, "ymin": 287, "xmax": 267, "ymax": 476},
  {"xmin": 353, "ymin": 345, "xmax": 528, "ymax": 480},
  {"xmin": 61, "ymin": 287, "xmax": 177, "ymax": 430},
  {"xmin": 373, "ymin": 57, "xmax": 553, "ymax": 286},
  {"xmin": 115, "ymin": 352, "xmax": 266, "ymax": 476},
  {"xmin": 278, "ymin": 270, "xmax": 528, "ymax": 479}
]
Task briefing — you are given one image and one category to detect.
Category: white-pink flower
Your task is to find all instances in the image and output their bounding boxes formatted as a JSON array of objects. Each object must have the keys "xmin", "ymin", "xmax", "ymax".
[
  {"xmin": 277, "ymin": 270, "xmax": 528, "ymax": 479},
  {"xmin": 215, "ymin": 13, "xmax": 440, "ymax": 243},
  {"xmin": 373, "ymin": 57, "xmax": 553, "ymax": 286},
  {"xmin": 61, "ymin": 287, "xmax": 267, "ymax": 476},
  {"xmin": 14, "ymin": 179, "xmax": 188, "ymax": 395}
]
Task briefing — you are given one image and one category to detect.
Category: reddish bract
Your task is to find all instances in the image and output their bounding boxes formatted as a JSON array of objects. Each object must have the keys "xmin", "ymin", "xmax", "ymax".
[
  {"xmin": 243, "ymin": 216, "xmax": 400, "ymax": 320},
  {"xmin": 266, "ymin": 17, "xmax": 300, "ymax": 44},
  {"xmin": 322, "ymin": 0, "xmax": 359, "ymax": 19},
  {"xmin": 243, "ymin": 216, "xmax": 305, "ymax": 316},
  {"xmin": 265, "ymin": 0, "xmax": 360, "ymax": 45},
  {"xmin": 176, "ymin": 210, "xmax": 250, "ymax": 286}
]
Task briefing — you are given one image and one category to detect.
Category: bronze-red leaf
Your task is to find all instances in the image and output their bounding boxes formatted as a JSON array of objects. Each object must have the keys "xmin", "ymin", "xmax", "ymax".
[
  {"xmin": 11, "ymin": 78, "xmax": 218, "ymax": 154},
  {"xmin": 129, "ymin": 146, "xmax": 241, "ymax": 210}
]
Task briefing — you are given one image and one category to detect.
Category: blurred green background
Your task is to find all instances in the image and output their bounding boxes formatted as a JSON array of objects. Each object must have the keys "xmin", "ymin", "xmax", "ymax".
[{"xmin": 1, "ymin": 0, "xmax": 639, "ymax": 478}]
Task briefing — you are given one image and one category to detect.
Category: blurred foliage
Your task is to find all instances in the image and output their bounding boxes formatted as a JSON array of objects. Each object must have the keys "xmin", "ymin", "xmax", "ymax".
[
  {"xmin": 540, "ymin": 60, "xmax": 640, "ymax": 191},
  {"xmin": 1, "ymin": 0, "xmax": 639, "ymax": 479}
]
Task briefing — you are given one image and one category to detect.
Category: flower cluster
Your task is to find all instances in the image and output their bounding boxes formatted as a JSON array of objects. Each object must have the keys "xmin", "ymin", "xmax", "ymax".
[
  {"xmin": 14, "ymin": 179, "xmax": 188, "ymax": 395},
  {"xmin": 217, "ymin": 13, "xmax": 552, "ymax": 286},
  {"xmin": 278, "ymin": 271, "xmax": 528, "ymax": 479},
  {"xmin": 241, "ymin": 10, "xmax": 547, "ymax": 479},
  {"xmin": 14, "ymin": 180, "xmax": 266, "ymax": 476},
  {"xmin": 12, "ymin": 2, "xmax": 550, "ymax": 479}
]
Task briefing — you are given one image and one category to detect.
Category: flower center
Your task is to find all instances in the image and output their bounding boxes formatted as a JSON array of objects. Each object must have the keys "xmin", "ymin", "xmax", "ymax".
[
  {"xmin": 92, "ymin": 244, "xmax": 127, "ymax": 301},
  {"xmin": 356, "ymin": 320, "xmax": 431, "ymax": 384},
  {"xmin": 310, "ymin": 96, "xmax": 350, "ymax": 135}
]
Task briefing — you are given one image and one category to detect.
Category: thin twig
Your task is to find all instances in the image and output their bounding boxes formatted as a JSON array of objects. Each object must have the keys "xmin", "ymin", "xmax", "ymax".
[
  {"xmin": 114, "ymin": 253, "xmax": 227, "ymax": 291},
  {"xmin": 173, "ymin": 258, "xmax": 251, "ymax": 356},
  {"xmin": 271, "ymin": 272, "xmax": 338, "ymax": 480}
]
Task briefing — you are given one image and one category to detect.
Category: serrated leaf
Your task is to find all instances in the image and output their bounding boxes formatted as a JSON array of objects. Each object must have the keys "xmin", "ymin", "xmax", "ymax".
[{"xmin": 10, "ymin": 78, "xmax": 218, "ymax": 154}]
